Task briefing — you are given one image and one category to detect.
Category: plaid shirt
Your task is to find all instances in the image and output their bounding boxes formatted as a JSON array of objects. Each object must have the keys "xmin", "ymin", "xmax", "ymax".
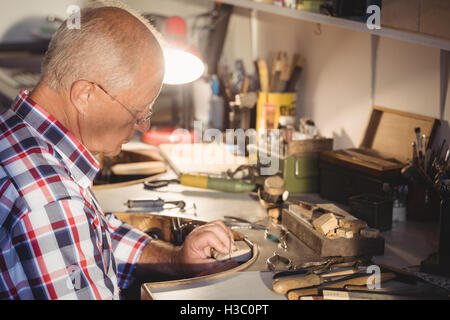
[{"xmin": 0, "ymin": 90, "xmax": 151, "ymax": 299}]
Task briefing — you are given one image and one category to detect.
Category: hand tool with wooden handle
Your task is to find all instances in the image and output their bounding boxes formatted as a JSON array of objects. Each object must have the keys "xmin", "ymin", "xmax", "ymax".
[
  {"xmin": 180, "ymin": 174, "xmax": 256, "ymax": 193},
  {"xmin": 273, "ymin": 268, "xmax": 358, "ymax": 295},
  {"xmin": 111, "ymin": 161, "xmax": 166, "ymax": 176},
  {"xmin": 287, "ymin": 272, "xmax": 396, "ymax": 300}
]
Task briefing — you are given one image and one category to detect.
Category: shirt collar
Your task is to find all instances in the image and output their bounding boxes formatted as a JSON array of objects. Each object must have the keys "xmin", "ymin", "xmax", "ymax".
[{"xmin": 12, "ymin": 90, "xmax": 100, "ymax": 189}]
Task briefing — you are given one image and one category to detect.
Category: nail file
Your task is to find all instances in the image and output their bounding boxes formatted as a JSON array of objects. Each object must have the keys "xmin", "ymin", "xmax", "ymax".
[{"xmin": 212, "ymin": 241, "xmax": 252, "ymax": 263}]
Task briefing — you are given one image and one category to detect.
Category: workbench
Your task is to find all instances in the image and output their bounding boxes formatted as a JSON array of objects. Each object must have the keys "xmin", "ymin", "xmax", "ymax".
[{"xmin": 93, "ymin": 164, "xmax": 445, "ymax": 300}]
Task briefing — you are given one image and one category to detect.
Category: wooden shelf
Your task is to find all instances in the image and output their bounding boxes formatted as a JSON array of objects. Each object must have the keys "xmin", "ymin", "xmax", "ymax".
[{"xmin": 214, "ymin": 0, "xmax": 450, "ymax": 51}]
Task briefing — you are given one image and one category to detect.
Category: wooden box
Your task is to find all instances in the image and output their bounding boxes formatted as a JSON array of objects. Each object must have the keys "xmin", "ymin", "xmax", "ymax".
[
  {"xmin": 319, "ymin": 106, "xmax": 439, "ymax": 205},
  {"xmin": 382, "ymin": 0, "xmax": 450, "ymax": 40},
  {"xmin": 419, "ymin": 0, "xmax": 450, "ymax": 40},
  {"xmin": 281, "ymin": 204, "xmax": 385, "ymax": 257},
  {"xmin": 381, "ymin": 0, "xmax": 420, "ymax": 32},
  {"xmin": 287, "ymin": 138, "xmax": 333, "ymax": 156}
]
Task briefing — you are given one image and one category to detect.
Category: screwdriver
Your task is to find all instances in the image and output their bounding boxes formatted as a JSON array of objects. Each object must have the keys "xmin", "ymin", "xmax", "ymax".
[{"xmin": 180, "ymin": 174, "xmax": 256, "ymax": 193}]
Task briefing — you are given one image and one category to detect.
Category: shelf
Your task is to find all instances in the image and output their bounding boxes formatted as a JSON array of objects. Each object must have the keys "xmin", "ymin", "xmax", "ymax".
[{"xmin": 214, "ymin": 0, "xmax": 450, "ymax": 51}]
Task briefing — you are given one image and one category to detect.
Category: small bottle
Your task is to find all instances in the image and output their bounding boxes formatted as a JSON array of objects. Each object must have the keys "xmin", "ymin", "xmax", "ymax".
[
  {"xmin": 392, "ymin": 185, "xmax": 407, "ymax": 222},
  {"xmin": 209, "ymin": 75, "xmax": 224, "ymax": 130}
]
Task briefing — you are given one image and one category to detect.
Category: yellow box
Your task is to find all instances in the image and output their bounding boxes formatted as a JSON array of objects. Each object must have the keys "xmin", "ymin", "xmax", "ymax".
[{"xmin": 256, "ymin": 92, "xmax": 296, "ymax": 131}]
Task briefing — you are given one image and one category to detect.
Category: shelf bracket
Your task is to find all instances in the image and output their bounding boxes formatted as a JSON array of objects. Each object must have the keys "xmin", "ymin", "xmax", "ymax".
[
  {"xmin": 440, "ymin": 49, "xmax": 449, "ymax": 121},
  {"xmin": 370, "ymin": 34, "xmax": 380, "ymax": 107}
]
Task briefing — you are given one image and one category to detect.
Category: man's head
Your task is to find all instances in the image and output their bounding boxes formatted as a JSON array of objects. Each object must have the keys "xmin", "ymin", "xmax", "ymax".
[{"xmin": 39, "ymin": 1, "xmax": 165, "ymax": 157}]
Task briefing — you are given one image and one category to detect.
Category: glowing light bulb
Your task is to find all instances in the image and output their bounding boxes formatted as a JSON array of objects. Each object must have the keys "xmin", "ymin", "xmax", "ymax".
[{"xmin": 163, "ymin": 48, "xmax": 205, "ymax": 85}]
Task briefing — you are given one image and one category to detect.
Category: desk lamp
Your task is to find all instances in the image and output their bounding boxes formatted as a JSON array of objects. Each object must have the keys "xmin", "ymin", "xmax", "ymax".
[
  {"xmin": 162, "ymin": 16, "xmax": 205, "ymax": 85},
  {"xmin": 141, "ymin": 16, "xmax": 204, "ymax": 145}
]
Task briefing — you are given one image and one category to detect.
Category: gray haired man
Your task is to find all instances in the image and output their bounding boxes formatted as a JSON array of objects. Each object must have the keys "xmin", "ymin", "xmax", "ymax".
[{"xmin": 0, "ymin": 2, "xmax": 234, "ymax": 299}]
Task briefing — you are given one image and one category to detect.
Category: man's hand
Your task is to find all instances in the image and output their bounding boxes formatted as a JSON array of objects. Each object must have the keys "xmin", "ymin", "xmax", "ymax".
[
  {"xmin": 175, "ymin": 220, "xmax": 237, "ymax": 276},
  {"xmin": 136, "ymin": 220, "xmax": 239, "ymax": 279}
]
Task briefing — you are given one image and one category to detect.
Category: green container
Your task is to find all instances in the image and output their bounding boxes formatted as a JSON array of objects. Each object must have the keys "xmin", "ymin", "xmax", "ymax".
[{"xmin": 280, "ymin": 154, "xmax": 319, "ymax": 193}]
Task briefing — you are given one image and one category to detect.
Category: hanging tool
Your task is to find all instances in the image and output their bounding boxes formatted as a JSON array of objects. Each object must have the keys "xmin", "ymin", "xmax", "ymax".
[{"xmin": 286, "ymin": 272, "xmax": 396, "ymax": 300}]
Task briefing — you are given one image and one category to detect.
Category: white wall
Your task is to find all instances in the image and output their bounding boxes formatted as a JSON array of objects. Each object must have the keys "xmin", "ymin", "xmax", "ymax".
[
  {"xmin": 0, "ymin": 0, "xmax": 213, "ymax": 43},
  {"xmin": 121, "ymin": 0, "xmax": 214, "ymax": 51},
  {"xmin": 1, "ymin": 1, "xmax": 448, "ymax": 149},
  {"xmin": 0, "ymin": 0, "xmax": 87, "ymax": 42},
  {"xmin": 221, "ymin": 8, "xmax": 450, "ymax": 150},
  {"xmin": 122, "ymin": 0, "xmax": 212, "ymax": 16}
]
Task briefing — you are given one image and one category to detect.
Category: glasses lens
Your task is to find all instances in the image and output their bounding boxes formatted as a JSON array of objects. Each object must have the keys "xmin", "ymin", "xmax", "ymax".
[{"xmin": 136, "ymin": 104, "xmax": 153, "ymax": 125}]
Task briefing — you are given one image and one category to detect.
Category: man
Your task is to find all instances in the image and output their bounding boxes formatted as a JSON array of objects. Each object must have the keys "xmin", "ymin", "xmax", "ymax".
[{"xmin": 0, "ymin": 3, "xmax": 234, "ymax": 299}]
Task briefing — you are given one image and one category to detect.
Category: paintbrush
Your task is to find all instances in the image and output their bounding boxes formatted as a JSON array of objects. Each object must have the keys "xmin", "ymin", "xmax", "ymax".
[
  {"xmin": 415, "ymin": 128, "xmax": 423, "ymax": 166},
  {"xmin": 285, "ymin": 55, "xmax": 305, "ymax": 92},
  {"xmin": 411, "ymin": 142, "xmax": 418, "ymax": 166}
]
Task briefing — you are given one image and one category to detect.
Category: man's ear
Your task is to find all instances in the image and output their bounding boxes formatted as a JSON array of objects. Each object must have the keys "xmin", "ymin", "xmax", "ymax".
[{"xmin": 70, "ymin": 80, "xmax": 94, "ymax": 115}]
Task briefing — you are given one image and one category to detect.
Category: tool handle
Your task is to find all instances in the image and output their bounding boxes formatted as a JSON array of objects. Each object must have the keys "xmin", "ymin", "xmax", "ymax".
[
  {"xmin": 273, "ymin": 268, "xmax": 358, "ymax": 295},
  {"xmin": 273, "ymin": 274, "xmax": 321, "ymax": 295},
  {"xmin": 126, "ymin": 199, "xmax": 164, "ymax": 209},
  {"xmin": 208, "ymin": 177, "xmax": 256, "ymax": 193},
  {"xmin": 287, "ymin": 288, "xmax": 319, "ymax": 300},
  {"xmin": 285, "ymin": 272, "xmax": 396, "ymax": 300},
  {"xmin": 180, "ymin": 174, "xmax": 256, "ymax": 193},
  {"xmin": 320, "ymin": 269, "xmax": 358, "ymax": 278},
  {"xmin": 143, "ymin": 179, "xmax": 179, "ymax": 190},
  {"xmin": 325, "ymin": 272, "xmax": 396, "ymax": 289}
]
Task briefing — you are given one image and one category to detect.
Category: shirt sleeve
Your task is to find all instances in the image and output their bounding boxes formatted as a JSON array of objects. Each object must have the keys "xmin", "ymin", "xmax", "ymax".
[
  {"xmin": 105, "ymin": 213, "xmax": 152, "ymax": 290},
  {"xmin": 10, "ymin": 198, "xmax": 120, "ymax": 300}
]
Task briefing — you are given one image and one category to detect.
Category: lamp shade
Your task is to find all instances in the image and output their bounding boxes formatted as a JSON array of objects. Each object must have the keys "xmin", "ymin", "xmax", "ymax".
[
  {"xmin": 164, "ymin": 16, "xmax": 187, "ymax": 38},
  {"xmin": 162, "ymin": 16, "xmax": 205, "ymax": 85}
]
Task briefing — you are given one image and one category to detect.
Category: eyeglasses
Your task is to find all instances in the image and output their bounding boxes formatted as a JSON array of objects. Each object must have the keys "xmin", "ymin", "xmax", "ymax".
[{"xmin": 91, "ymin": 82, "xmax": 155, "ymax": 126}]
